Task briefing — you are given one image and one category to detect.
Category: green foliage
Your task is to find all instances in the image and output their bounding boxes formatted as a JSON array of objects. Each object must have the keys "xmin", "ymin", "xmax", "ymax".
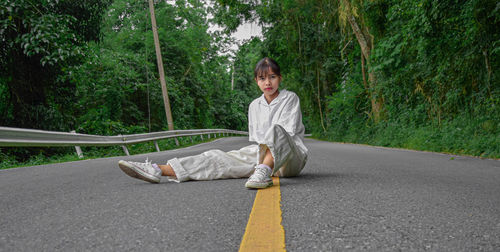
[
  {"xmin": 372, "ymin": 0, "xmax": 499, "ymax": 116},
  {"xmin": 324, "ymin": 112, "xmax": 499, "ymax": 158},
  {"xmin": 323, "ymin": 0, "xmax": 499, "ymax": 157},
  {"xmin": 0, "ymin": 0, "xmax": 111, "ymax": 130},
  {"xmin": 68, "ymin": 44, "xmax": 150, "ymax": 135},
  {"xmin": 1, "ymin": 0, "xmax": 251, "ymax": 162},
  {"xmin": 64, "ymin": 0, "xmax": 248, "ymax": 135},
  {"xmin": 257, "ymin": 0, "xmax": 345, "ymax": 132},
  {"xmin": 2, "ymin": 0, "xmax": 499, "ymax": 163},
  {"xmin": 232, "ymin": 38, "xmax": 262, "ymax": 98},
  {"xmin": 216, "ymin": 0, "xmax": 499, "ymax": 158}
]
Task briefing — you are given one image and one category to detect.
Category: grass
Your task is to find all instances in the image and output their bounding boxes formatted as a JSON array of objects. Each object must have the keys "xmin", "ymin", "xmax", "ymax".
[
  {"xmin": 0, "ymin": 134, "xmax": 231, "ymax": 170},
  {"xmin": 319, "ymin": 115, "xmax": 500, "ymax": 159}
]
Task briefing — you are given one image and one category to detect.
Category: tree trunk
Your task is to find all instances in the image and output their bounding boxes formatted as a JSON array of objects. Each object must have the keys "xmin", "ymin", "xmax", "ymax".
[
  {"xmin": 317, "ymin": 65, "xmax": 327, "ymax": 133},
  {"xmin": 346, "ymin": 11, "xmax": 383, "ymax": 122},
  {"xmin": 483, "ymin": 49, "xmax": 492, "ymax": 81},
  {"xmin": 361, "ymin": 51, "xmax": 367, "ymax": 90},
  {"xmin": 347, "ymin": 15, "xmax": 371, "ymax": 60},
  {"xmin": 368, "ymin": 70, "xmax": 383, "ymax": 123},
  {"xmin": 483, "ymin": 49, "xmax": 492, "ymax": 98}
]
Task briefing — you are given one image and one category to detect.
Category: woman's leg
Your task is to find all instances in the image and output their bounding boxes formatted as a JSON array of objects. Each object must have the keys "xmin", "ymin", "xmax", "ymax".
[
  {"xmin": 166, "ymin": 144, "xmax": 259, "ymax": 182},
  {"xmin": 259, "ymin": 124, "xmax": 307, "ymax": 177},
  {"xmin": 119, "ymin": 145, "xmax": 258, "ymax": 184},
  {"xmin": 245, "ymin": 147, "xmax": 275, "ymax": 188},
  {"xmin": 158, "ymin": 164, "xmax": 176, "ymax": 178},
  {"xmin": 261, "ymin": 148, "xmax": 275, "ymax": 169},
  {"xmin": 161, "ymin": 145, "xmax": 275, "ymax": 180}
]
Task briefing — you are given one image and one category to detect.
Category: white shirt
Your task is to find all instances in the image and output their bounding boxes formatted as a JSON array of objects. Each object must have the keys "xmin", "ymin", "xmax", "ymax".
[{"xmin": 248, "ymin": 89, "xmax": 308, "ymax": 153}]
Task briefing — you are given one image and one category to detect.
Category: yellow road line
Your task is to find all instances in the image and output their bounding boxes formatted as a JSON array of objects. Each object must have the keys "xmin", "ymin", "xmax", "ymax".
[{"xmin": 239, "ymin": 177, "xmax": 286, "ymax": 252}]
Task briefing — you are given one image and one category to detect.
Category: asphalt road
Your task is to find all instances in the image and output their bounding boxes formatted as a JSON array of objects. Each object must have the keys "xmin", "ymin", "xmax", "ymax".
[{"xmin": 1, "ymin": 137, "xmax": 499, "ymax": 251}]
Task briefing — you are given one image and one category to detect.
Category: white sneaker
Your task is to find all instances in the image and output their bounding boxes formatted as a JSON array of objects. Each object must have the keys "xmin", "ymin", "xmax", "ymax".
[
  {"xmin": 118, "ymin": 159, "xmax": 161, "ymax": 183},
  {"xmin": 245, "ymin": 165, "xmax": 273, "ymax": 189}
]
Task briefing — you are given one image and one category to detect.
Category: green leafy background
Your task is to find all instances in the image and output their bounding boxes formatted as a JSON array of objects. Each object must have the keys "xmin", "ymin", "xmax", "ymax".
[{"xmin": 1, "ymin": 0, "xmax": 498, "ymax": 165}]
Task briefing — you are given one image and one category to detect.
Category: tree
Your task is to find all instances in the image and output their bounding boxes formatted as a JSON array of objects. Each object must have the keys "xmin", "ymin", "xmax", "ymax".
[
  {"xmin": 338, "ymin": 0, "xmax": 384, "ymax": 123},
  {"xmin": 0, "ymin": 0, "xmax": 111, "ymax": 130},
  {"xmin": 212, "ymin": 0, "xmax": 346, "ymax": 133}
]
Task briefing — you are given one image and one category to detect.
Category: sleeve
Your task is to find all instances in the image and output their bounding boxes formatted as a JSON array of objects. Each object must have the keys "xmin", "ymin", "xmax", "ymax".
[
  {"xmin": 278, "ymin": 93, "xmax": 303, "ymax": 137},
  {"xmin": 248, "ymin": 102, "xmax": 256, "ymax": 142}
]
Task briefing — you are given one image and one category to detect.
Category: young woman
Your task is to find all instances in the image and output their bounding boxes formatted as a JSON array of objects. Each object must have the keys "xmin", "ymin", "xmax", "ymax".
[{"xmin": 118, "ymin": 57, "xmax": 308, "ymax": 189}]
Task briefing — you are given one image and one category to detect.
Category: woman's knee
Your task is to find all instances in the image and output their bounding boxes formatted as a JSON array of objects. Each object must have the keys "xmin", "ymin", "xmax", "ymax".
[
  {"xmin": 264, "ymin": 124, "xmax": 287, "ymax": 140},
  {"xmin": 271, "ymin": 124, "xmax": 286, "ymax": 133}
]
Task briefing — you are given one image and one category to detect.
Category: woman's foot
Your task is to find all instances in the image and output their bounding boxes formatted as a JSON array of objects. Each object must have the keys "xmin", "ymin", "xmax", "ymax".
[
  {"xmin": 118, "ymin": 159, "xmax": 162, "ymax": 183},
  {"xmin": 245, "ymin": 164, "xmax": 273, "ymax": 189}
]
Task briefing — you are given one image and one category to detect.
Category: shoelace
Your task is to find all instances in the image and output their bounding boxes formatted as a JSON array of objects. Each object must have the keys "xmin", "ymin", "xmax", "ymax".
[
  {"xmin": 250, "ymin": 167, "xmax": 270, "ymax": 180},
  {"xmin": 132, "ymin": 158, "xmax": 152, "ymax": 171}
]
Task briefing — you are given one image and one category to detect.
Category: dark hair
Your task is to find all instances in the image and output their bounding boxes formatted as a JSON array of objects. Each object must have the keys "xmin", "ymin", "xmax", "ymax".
[{"xmin": 254, "ymin": 57, "xmax": 281, "ymax": 79}]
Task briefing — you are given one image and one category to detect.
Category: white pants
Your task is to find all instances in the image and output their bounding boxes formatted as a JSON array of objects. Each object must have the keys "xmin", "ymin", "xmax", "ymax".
[{"xmin": 167, "ymin": 125, "xmax": 308, "ymax": 182}]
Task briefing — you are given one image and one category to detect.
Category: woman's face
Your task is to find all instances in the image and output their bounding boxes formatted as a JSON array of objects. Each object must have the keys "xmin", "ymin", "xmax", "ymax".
[{"xmin": 256, "ymin": 68, "xmax": 281, "ymax": 102}]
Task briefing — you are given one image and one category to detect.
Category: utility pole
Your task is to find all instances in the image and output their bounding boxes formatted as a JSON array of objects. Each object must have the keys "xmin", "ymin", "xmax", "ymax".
[
  {"xmin": 231, "ymin": 63, "xmax": 234, "ymax": 90},
  {"xmin": 148, "ymin": 0, "xmax": 174, "ymax": 131}
]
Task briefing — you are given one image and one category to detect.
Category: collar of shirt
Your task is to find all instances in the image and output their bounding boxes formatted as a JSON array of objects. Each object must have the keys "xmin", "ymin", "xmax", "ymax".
[{"xmin": 258, "ymin": 89, "xmax": 288, "ymax": 106}]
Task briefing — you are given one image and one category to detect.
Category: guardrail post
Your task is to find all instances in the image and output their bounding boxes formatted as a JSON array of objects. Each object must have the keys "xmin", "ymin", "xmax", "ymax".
[
  {"xmin": 174, "ymin": 137, "xmax": 179, "ymax": 146},
  {"xmin": 207, "ymin": 134, "xmax": 210, "ymax": 139},
  {"xmin": 154, "ymin": 141, "xmax": 160, "ymax": 152},
  {"xmin": 70, "ymin": 130, "xmax": 84, "ymax": 159},
  {"xmin": 122, "ymin": 145, "xmax": 130, "ymax": 156},
  {"xmin": 190, "ymin": 136, "xmax": 193, "ymax": 143},
  {"xmin": 119, "ymin": 134, "xmax": 130, "ymax": 156}
]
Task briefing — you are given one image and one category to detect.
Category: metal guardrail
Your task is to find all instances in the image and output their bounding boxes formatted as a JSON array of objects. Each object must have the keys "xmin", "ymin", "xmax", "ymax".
[{"xmin": 0, "ymin": 126, "xmax": 248, "ymax": 157}]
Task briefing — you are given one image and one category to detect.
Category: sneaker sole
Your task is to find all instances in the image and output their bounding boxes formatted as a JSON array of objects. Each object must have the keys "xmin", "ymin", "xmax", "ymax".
[
  {"xmin": 245, "ymin": 180, "xmax": 273, "ymax": 189},
  {"xmin": 118, "ymin": 160, "xmax": 160, "ymax": 184}
]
